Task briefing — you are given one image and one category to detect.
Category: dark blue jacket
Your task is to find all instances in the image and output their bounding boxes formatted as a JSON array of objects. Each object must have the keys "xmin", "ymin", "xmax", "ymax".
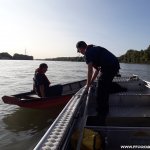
[{"xmin": 85, "ymin": 45, "xmax": 120, "ymax": 72}]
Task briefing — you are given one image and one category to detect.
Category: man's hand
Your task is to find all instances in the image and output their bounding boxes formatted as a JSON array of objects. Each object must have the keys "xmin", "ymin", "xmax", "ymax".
[{"xmin": 85, "ymin": 84, "xmax": 90, "ymax": 91}]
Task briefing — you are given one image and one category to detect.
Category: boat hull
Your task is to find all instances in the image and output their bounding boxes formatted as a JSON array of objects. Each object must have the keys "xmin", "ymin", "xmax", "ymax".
[
  {"xmin": 2, "ymin": 94, "xmax": 73, "ymax": 109},
  {"xmin": 2, "ymin": 79, "xmax": 86, "ymax": 109}
]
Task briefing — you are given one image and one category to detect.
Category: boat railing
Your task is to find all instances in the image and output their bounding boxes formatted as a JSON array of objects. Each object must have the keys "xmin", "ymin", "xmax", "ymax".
[
  {"xmin": 76, "ymin": 86, "xmax": 92, "ymax": 150},
  {"xmin": 145, "ymin": 80, "xmax": 150, "ymax": 88},
  {"xmin": 34, "ymin": 86, "xmax": 88, "ymax": 150}
]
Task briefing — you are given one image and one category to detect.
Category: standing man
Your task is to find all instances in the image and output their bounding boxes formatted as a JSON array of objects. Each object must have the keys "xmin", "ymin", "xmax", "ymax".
[{"xmin": 76, "ymin": 41, "xmax": 120, "ymax": 124}]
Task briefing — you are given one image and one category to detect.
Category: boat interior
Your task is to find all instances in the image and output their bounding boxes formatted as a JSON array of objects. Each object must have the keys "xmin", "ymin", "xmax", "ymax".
[
  {"xmin": 10, "ymin": 79, "xmax": 86, "ymax": 100},
  {"xmin": 87, "ymin": 75, "xmax": 150, "ymax": 125},
  {"xmin": 84, "ymin": 75, "xmax": 150, "ymax": 149}
]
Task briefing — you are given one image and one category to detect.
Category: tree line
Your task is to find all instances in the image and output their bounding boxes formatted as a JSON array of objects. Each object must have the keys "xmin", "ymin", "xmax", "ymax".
[
  {"xmin": 47, "ymin": 45, "xmax": 150, "ymax": 64},
  {"xmin": 0, "ymin": 52, "xmax": 33, "ymax": 60},
  {"xmin": 45, "ymin": 57, "xmax": 84, "ymax": 62},
  {"xmin": 118, "ymin": 45, "xmax": 150, "ymax": 64},
  {"xmin": 1, "ymin": 44, "xmax": 150, "ymax": 63}
]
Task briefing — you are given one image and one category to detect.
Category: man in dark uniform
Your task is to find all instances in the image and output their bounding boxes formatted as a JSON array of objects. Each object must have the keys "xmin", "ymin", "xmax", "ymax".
[{"xmin": 76, "ymin": 41, "xmax": 120, "ymax": 124}]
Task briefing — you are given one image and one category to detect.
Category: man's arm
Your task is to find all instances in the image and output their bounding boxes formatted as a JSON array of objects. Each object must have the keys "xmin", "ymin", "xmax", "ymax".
[
  {"xmin": 39, "ymin": 85, "xmax": 45, "ymax": 97},
  {"xmin": 90, "ymin": 69, "xmax": 99, "ymax": 84},
  {"xmin": 86, "ymin": 62, "xmax": 93, "ymax": 89}
]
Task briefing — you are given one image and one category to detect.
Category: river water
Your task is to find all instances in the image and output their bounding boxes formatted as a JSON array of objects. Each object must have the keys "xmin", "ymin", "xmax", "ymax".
[{"xmin": 0, "ymin": 60, "xmax": 150, "ymax": 150}]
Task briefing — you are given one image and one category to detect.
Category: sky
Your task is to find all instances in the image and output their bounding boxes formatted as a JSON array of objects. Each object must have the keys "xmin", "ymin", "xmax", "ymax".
[{"xmin": 0, "ymin": 0, "xmax": 150, "ymax": 59}]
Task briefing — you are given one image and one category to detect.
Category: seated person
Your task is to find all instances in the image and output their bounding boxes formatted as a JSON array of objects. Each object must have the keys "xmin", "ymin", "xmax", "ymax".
[{"xmin": 33, "ymin": 63, "xmax": 62, "ymax": 97}]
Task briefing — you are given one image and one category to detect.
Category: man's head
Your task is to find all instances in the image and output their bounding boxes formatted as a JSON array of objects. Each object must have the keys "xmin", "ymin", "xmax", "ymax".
[
  {"xmin": 39, "ymin": 63, "xmax": 48, "ymax": 73},
  {"xmin": 76, "ymin": 41, "xmax": 87, "ymax": 55}
]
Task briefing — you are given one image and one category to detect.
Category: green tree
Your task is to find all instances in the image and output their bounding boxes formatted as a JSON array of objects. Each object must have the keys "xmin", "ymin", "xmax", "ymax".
[{"xmin": 0, "ymin": 52, "xmax": 12, "ymax": 59}]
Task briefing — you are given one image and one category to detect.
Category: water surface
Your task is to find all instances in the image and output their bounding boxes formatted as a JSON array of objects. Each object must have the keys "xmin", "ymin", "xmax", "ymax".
[{"xmin": 0, "ymin": 60, "xmax": 150, "ymax": 150}]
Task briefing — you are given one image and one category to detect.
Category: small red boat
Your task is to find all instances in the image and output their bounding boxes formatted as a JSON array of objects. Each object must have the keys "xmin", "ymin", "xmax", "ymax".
[{"xmin": 2, "ymin": 79, "xmax": 86, "ymax": 109}]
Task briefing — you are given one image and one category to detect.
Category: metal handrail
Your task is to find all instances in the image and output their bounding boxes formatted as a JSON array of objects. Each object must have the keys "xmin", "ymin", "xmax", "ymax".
[
  {"xmin": 34, "ymin": 86, "xmax": 87, "ymax": 150},
  {"xmin": 76, "ymin": 87, "xmax": 91, "ymax": 150}
]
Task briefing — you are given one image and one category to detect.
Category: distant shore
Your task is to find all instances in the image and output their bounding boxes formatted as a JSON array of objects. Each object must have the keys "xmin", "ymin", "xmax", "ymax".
[
  {"xmin": 1, "ymin": 44, "xmax": 150, "ymax": 63},
  {"xmin": 0, "ymin": 52, "xmax": 33, "ymax": 60}
]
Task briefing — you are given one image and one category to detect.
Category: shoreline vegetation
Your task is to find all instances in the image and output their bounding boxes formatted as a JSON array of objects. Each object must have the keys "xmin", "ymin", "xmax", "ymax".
[
  {"xmin": 0, "ymin": 44, "xmax": 150, "ymax": 63},
  {"xmin": 118, "ymin": 45, "xmax": 150, "ymax": 64},
  {"xmin": 0, "ymin": 52, "xmax": 33, "ymax": 60}
]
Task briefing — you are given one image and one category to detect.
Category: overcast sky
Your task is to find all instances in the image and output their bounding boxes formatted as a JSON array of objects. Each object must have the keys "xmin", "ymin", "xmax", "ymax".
[{"xmin": 0, "ymin": 0, "xmax": 150, "ymax": 59}]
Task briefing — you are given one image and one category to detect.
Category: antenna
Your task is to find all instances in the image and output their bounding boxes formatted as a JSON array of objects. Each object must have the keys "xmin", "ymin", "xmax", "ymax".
[{"xmin": 25, "ymin": 48, "xmax": 27, "ymax": 55}]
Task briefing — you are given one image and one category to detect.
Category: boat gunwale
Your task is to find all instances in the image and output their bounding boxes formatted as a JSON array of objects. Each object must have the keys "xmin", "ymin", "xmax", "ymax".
[{"xmin": 33, "ymin": 86, "xmax": 87, "ymax": 150}]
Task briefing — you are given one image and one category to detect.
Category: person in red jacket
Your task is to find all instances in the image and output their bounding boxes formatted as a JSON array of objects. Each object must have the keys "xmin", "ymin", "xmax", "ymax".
[{"xmin": 33, "ymin": 63, "xmax": 62, "ymax": 97}]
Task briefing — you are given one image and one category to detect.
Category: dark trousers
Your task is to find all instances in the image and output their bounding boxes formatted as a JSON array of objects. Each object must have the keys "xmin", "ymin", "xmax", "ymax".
[
  {"xmin": 96, "ymin": 69, "xmax": 118, "ymax": 119},
  {"xmin": 46, "ymin": 84, "xmax": 63, "ymax": 97}
]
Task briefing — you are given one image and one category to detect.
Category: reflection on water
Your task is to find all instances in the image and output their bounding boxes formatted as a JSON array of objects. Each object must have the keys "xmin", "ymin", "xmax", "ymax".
[
  {"xmin": 3, "ymin": 107, "xmax": 63, "ymax": 133},
  {"xmin": 1, "ymin": 107, "xmax": 63, "ymax": 150}
]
